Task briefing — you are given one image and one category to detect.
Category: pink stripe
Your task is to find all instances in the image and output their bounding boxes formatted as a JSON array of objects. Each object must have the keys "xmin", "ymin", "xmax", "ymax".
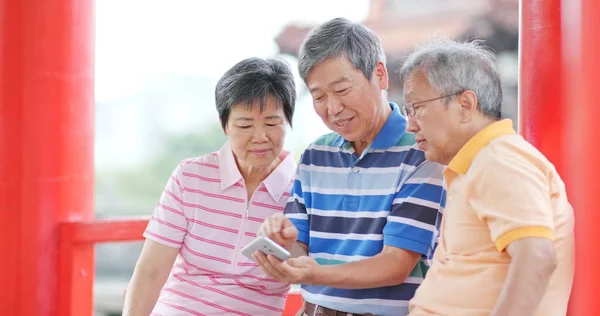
[
  {"xmin": 182, "ymin": 172, "xmax": 219, "ymax": 183},
  {"xmin": 157, "ymin": 298, "xmax": 206, "ymax": 316},
  {"xmin": 156, "ymin": 203, "xmax": 186, "ymax": 218},
  {"xmin": 234, "ymin": 278, "xmax": 267, "ymax": 290},
  {"xmin": 237, "ymin": 262, "xmax": 259, "ymax": 267},
  {"xmin": 179, "ymin": 257, "xmax": 221, "ymax": 275},
  {"xmin": 247, "ymin": 216, "xmax": 264, "ymax": 223},
  {"xmin": 187, "ymin": 232, "xmax": 235, "ymax": 249},
  {"xmin": 198, "ymin": 284, "xmax": 284, "ymax": 313},
  {"xmin": 244, "ymin": 231, "xmax": 257, "ymax": 238},
  {"xmin": 183, "ymin": 243, "xmax": 231, "ymax": 264},
  {"xmin": 258, "ymin": 187, "xmax": 291, "ymax": 196},
  {"xmin": 234, "ymin": 279, "xmax": 286, "ymax": 298},
  {"xmin": 170, "ymin": 176, "xmax": 182, "ymax": 189},
  {"xmin": 184, "ymin": 202, "xmax": 242, "ymax": 219},
  {"xmin": 209, "ymin": 275, "xmax": 221, "ymax": 285},
  {"xmin": 184, "ymin": 161, "xmax": 219, "ymax": 169},
  {"xmin": 145, "ymin": 230, "xmax": 183, "ymax": 245},
  {"xmin": 179, "ymin": 255, "xmax": 280, "ymax": 283},
  {"xmin": 184, "ymin": 187, "xmax": 246, "ymax": 203},
  {"xmin": 252, "ymin": 201, "xmax": 284, "ymax": 211},
  {"xmin": 189, "ymin": 219, "xmax": 239, "ymax": 234},
  {"xmin": 152, "ymin": 216, "xmax": 187, "ymax": 232},
  {"xmin": 163, "ymin": 287, "xmax": 251, "ymax": 316},
  {"xmin": 164, "ymin": 190, "xmax": 184, "ymax": 205}
]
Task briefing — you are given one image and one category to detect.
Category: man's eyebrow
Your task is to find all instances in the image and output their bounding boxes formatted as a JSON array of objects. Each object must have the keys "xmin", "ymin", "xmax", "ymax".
[{"xmin": 309, "ymin": 76, "xmax": 352, "ymax": 93}]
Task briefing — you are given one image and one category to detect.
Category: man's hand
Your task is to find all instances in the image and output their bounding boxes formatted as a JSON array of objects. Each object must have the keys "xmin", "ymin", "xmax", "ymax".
[
  {"xmin": 257, "ymin": 213, "xmax": 298, "ymax": 249},
  {"xmin": 253, "ymin": 252, "xmax": 319, "ymax": 284}
]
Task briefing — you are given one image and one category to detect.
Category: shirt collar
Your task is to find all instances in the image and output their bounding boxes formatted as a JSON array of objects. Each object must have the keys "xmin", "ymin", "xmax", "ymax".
[
  {"xmin": 447, "ymin": 119, "xmax": 516, "ymax": 174},
  {"xmin": 218, "ymin": 141, "xmax": 296, "ymax": 202},
  {"xmin": 218, "ymin": 141, "xmax": 243, "ymax": 190},
  {"xmin": 261, "ymin": 151, "xmax": 296, "ymax": 202},
  {"xmin": 332, "ymin": 102, "xmax": 406, "ymax": 149}
]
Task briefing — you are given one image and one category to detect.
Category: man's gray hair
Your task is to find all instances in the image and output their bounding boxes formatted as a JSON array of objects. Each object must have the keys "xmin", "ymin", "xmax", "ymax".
[
  {"xmin": 399, "ymin": 38, "xmax": 503, "ymax": 120},
  {"xmin": 298, "ymin": 17, "xmax": 386, "ymax": 83}
]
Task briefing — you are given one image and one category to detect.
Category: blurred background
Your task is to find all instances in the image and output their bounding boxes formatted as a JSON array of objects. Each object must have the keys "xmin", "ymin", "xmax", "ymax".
[{"xmin": 93, "ymin": 0, "xmax": 518, "ymax": 315}]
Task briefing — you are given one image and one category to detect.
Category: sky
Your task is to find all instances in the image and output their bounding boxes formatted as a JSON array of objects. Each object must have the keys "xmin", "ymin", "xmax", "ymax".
[{"xmin": 94, "ymin": 0, "xmax": 370, "ymax": 168}]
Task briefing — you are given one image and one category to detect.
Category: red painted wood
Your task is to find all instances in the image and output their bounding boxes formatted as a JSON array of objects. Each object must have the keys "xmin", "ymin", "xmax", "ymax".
[{"xmin": 0, "ymin": 0, "xmax": 95, "ymax": 314}]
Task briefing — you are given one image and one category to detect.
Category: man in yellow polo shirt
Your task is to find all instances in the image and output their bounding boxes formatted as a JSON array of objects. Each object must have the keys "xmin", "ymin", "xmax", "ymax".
[{"xmin": 399, "ymin": 39, "xmax": 575, "ymax": 316}]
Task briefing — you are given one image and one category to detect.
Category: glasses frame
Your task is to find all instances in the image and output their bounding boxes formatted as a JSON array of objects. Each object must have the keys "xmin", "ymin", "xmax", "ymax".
[{"xmin": 402, "ymin": 91, "xmax": 463, "ymax": 118}]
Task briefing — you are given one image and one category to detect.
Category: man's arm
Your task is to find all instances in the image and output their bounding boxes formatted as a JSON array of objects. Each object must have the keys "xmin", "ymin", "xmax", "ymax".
[
  {"xmin": 256, "ymin": 159, "xmax": 445, "ymax": 289},
  {"xmin": 469, "ymin": 155, "xmax": 558, "ymax": 315},
  {"xmin": 491, "ymin": 238, "xmax": 557, "ymax": 316},
  {"xmin": 310, "ymin": 246, "xmax": 420, "ymax": 289}
]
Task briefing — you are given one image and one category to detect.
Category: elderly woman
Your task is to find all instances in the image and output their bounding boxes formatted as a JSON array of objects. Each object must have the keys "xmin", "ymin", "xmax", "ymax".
[{"xmin": 123, "ymin": 57, "xmax": 297, "ymax": 316}]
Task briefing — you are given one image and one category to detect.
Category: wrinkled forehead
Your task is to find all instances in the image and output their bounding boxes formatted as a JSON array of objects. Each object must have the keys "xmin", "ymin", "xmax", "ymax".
[{"xmin": 402, "ymin": 70, "xmax": 434, "ymax": 99}]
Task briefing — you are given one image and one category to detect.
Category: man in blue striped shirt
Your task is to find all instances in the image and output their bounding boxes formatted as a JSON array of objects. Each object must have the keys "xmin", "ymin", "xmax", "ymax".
[{"xmin": 254, "ymin": 18, "xmax": 445, "ymax": 316}]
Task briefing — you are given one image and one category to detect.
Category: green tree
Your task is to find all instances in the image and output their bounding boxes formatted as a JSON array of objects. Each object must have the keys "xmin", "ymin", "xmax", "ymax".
[{"xmin": 96, "ymin": 123, "xmax": 227, "ymax": 217}]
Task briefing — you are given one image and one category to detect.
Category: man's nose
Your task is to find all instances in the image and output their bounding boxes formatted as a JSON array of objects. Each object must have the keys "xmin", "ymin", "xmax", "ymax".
[
  {"xmin": 327, "ymin": 96, "xmax": 344, "ymax": 116},
  {"xmin": 406, "ymin": 117, "xmax": 419, "ymax": 133}
]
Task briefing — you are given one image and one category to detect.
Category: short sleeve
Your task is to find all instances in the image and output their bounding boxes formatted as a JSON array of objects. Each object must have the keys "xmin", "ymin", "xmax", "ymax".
[
  {"xmin": 383, "ymin": 161, "xmax": 445, "ymax": 257},
  {"xmin": 284, "ymin": 153, "xmax": 310, "ymax": 245},
  {"xmin": 143, "ymin": 162, "xmax": 188, "ymax": 248},
  {"xmin": 469, "ymin": 155, "xmax": 554, "ymax": 252}
]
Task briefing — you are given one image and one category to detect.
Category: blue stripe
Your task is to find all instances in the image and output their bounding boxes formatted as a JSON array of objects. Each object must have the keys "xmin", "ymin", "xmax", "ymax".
[
  {"xmin": 303, "ymin": 147, "xmax": 426, "ymax": 169},
  {"xmin": 307, "ymin": 192, "xmax": 395, "ymax": 212},
  {"xmin": 391, "ymin": 201, "xmax": 440, "ymax": 225},
  {"xmin": 309, "ymin": 237, "xmax": 383, "ymax": 257},
  {"xmin": 383, "ymin": 222, "xmax": 436, "ymax": 249},
  {"xmin": 303, "ymin": 282, "xmax": 420, "ymax": 301},
  {"xmin": 310, "ymin": 214, "xmax": 387, "ymax": 235},
  {"xmin": 396, "ymin": 183, "xmax": 444, "ymax": 202}
]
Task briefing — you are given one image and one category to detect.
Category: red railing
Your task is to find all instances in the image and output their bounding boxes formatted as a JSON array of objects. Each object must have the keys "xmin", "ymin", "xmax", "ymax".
[{"xmin": 57, "ymin": 217, "xmax": 302, "ymax": 316}]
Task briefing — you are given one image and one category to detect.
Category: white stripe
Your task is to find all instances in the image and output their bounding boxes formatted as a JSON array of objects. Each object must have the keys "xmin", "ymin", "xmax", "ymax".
[
  {"xmin": 310, "ymin": 144, "xmax": 343, "ymax": 153},
  {"xmin": 309, "ymin": 208, "xmax": 389, "ymax": 218},
  {"xmin": 302, "ymin": 289, "xmax": 409, "ymax": 307},
  {"xmin": 299, "ymin": 164, "xmax": 348, "ymax": 174},
  {"xmin": 387, "ymin": 216, "xmax": 436, "ymax": 232},
  {"xmin": 310, "ymin": 231, "xmax": 383, "ymax": 241},
  {"xmin": 393, "ymin": 196, "xmax": 441, "ymax": 210},
  {"xmin": 370, "ymin": 145, "xmax": 413, "ymax": 153},
  {"xmin": 310, "ymin": 252, "xmax": 369, "ymax": 262},
  {"xmin": 299, "ymin": 164, "xmax": 417, "ymax": 175},
  {"xmin": 286, "ymin": 213, "xmax": 308, "ymax": 221},
  {"xmin": 304, "ymin": 186, "xmax": 395, "ymax": 196},
  {"xmin": 404, "ymin": 176, "xmax": 444, "ymax": 186},
  {"xmin": 404, "ymin": 276, "xmax": 424, "ymax": 284},
  {"xmin": 287, "ymin": 194, "xmax": 305, "ymax": 205}
]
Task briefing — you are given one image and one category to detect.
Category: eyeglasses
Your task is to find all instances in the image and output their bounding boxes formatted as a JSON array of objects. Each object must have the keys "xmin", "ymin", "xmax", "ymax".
[{"xmin": 402, "ymin": 92, "xmax": 463, "ymax": 118}]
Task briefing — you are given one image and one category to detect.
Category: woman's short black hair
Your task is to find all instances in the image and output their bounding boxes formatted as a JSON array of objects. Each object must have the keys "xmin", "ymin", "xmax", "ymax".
[{"xmin": 215, "ymin": 57, "xmax": 296, "ymax": 130}]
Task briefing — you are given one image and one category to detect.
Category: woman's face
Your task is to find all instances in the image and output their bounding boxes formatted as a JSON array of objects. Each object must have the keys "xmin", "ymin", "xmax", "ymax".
[{"xmin": 224, "ymin": 96, "xmax": 288, "ymax": 170}]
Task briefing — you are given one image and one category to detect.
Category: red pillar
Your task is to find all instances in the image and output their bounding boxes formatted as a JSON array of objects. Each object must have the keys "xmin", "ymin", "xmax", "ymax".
[
  {"xmin": 519, "ymin": 0, "xmax": 565, "ymax": 175},
  {"xmin": 0, "ymin": 0, "xmax": 95, "ymax": 315},
  {"xmin": 562, "ymin": 0, "xmax": 600, "ymax": 314}
]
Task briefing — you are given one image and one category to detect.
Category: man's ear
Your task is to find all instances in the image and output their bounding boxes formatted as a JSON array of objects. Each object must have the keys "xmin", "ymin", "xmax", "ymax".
[
  {"xmin": 373, "ymin": 61, "xmax": 389, "ymax": 90},
  {"xmin": 457, "ymin": 90, "xmax": 478, "ymax": 123}
]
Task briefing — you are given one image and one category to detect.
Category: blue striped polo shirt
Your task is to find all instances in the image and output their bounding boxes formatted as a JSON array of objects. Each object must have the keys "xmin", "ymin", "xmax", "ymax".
[{"xmin": 284, "ymin": 103, "xmax": 445, "ymax": 316}]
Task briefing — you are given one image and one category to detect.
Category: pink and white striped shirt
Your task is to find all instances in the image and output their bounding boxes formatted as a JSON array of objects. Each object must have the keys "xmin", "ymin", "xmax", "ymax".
[{"xmin": 144, "ymin": 141, "xmax": 296, "ymax": 315}]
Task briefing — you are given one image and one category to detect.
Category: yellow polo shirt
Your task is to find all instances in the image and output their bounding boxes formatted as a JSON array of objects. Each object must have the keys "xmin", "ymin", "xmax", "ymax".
[{"xmin": 409, "ymin": 119, "xmax": 575, "ymax": 316}]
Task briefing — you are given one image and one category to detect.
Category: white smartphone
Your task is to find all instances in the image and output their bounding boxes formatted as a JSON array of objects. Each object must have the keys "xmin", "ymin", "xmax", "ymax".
[{"xmin": 241, "ymin": 236, "xmax": 291, "ymax": 262}]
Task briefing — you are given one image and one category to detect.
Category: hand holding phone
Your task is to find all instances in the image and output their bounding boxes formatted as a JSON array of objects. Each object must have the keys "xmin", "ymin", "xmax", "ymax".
[{"xmin": 241, "ymin": 236, "xmax": 291, "ymax": 262}]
